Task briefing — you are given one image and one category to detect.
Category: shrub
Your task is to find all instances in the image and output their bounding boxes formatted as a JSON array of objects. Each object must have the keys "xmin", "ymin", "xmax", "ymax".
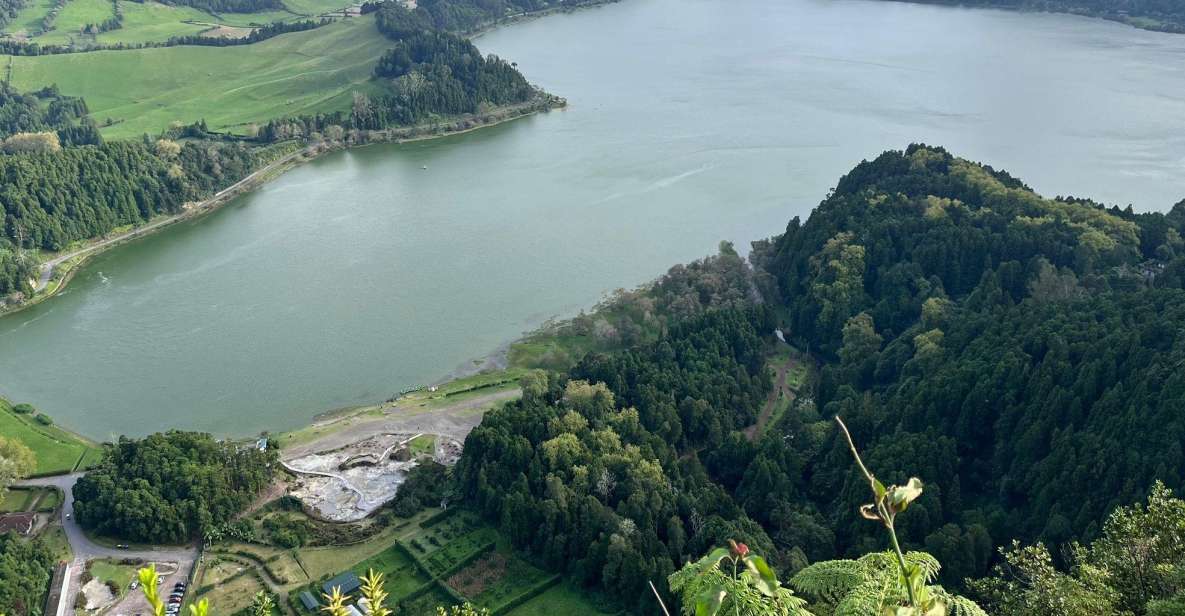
[
  {"xmin": 12, "ymin": 403, "xmax": 35, "ymax": 414},
  {"xmin": 106, "ymin": 580, "xmax": 120, "ymax": 594},
  {"xmin": 34, "ymin": 413, "xmax": 53, "ymax": 425}
]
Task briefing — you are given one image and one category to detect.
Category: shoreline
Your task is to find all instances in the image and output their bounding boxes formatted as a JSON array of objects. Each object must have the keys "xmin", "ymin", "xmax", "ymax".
[{"xmin": 0, "ymin": 95, "xmax": 563, "ymax": 319}]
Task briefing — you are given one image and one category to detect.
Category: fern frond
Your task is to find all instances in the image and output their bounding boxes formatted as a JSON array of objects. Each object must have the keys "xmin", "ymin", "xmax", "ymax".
[
  {"xmin": 832, "ymin": 581, "xmax": 887, "ymax": 616},
  {"xmin": 931, "ymin": 587, "xmax": 989, "ymax": 616},
  {"xmin": 903, "ymin": 551, "xmax": 942, "ymax": 582},
  {"xmin": 789, "ymin": 559, "xmax": 868, "ymax": 603}
]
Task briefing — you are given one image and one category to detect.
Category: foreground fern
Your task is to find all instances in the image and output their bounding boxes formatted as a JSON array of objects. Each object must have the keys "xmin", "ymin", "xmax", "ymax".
[
  {"xmin": 666, "ymin": 540, "xmax": 811, "ymax": 616},
  {"xmin": 790, "ymin": 551, "xmax": 985, "ymax": 616},
  {"xmin": 827, "ymin": 416, "xmax": 985, "ymax": 616}
]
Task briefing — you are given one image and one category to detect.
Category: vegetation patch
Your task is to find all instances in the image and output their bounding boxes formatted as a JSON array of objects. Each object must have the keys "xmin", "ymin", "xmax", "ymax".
[
  {"xmin": 0, "ymin": 399, "xmax": 100, "ymax": 475},
  {"xmin": 86, "ymin": 559, "xmax": 138, "ymax": 597}
]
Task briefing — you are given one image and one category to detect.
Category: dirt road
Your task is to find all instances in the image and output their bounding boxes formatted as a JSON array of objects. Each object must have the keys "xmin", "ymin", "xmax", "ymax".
[
  {"xmin": 745, "ymin": 351, "xmax": 799, "ymax": 441},
  {"xmin": 282, "ymin": 388, "xmax": 520, "ymax": 460}
]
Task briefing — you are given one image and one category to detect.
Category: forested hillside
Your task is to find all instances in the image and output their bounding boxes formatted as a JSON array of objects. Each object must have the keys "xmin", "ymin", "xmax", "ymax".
[
  {"xmin": 456, "ymin": 145, "xmax": 1185, "ymax": 614},
  {"xmin": 374, "ymin": 0, "xmax": 611, "ymax": 34},
  {"xmin": 256, "ymin": 2, "xmax": 549, "ymax": 141},
  {"xmin": 882, "ymin": 0, "xmax": 1185, "ymax": 32}
]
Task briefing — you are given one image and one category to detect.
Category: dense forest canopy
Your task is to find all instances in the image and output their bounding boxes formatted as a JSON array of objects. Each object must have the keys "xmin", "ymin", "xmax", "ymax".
[
  {"xmin": 72, "ymin": 431, "xmax": 277, "ymax": 543},
  {"xmin": 0, "ymin": 83, "xmax": 256, "ymax": 298},
  {"xmin": 0, "ymin": 83, "xmax": 100, "ymax": 146},
  {"xmin": 455, "ymin": 145, "xmax": 1185, "ymax": 614},
  {"xmin": 375, "ymin": 0, "xmax": 607, "ymax": 34},
  {"xmin": 259, "ymin": 3, "xmax": 543, "ymax": 141},
  {"xmin": 883, "ymin": 0, "xmax": 1185, "ymax": 32},
  {"xmin": 0, "ymin": 534, "xmax": 55, "ymax": 616}
]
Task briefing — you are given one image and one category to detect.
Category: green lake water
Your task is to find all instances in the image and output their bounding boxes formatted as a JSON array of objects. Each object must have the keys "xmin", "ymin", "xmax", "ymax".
[{"xmin": 2, "ymin": 0, "xmax": 1184, "ymax": 438}]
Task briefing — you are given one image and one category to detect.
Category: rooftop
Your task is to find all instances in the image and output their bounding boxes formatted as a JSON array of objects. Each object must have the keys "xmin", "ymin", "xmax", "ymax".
[{"xmin": 322, "ymin": 572, "xmax": 361, "ymax": 596}]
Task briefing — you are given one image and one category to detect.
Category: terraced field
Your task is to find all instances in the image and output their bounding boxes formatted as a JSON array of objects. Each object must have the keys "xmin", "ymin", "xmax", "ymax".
[{"xmin": 6, "ymin": 15, "xmax": 390, "ymax": 138}]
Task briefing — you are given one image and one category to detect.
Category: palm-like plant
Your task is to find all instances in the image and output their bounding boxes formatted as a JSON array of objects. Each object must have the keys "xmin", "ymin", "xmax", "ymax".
[
  {"xmin": 666, "ymin": 540, "xmax": 811, "ymax": 616},
  {"xmin": 360, "ymin": 569, "xmax": 391, "ymax": 616},
  {"xmin": 251, "ymin": 591, "xmax": 275, "ymax": 616},
  {"xmin": 321, "ymin": 586, "xmax": 349, "ymax": 616},
  {"xmin": 137, "ymin": 565, "xmax": 209, "ymax": 616}
]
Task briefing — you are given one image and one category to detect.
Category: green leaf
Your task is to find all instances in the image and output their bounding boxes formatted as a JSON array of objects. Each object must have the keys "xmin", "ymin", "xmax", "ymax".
[
  {"xmin": 694, "ymin": 586, "xmax": 726, "ymax": 616},
  {"xmin": 703, "ymin": 547, "xmax": 731, "ymax": 567},
  {"xmin": 888, "ymin": 478, "xmax": 924, "ymax": 513},
  {"xmin": 873, "ymin": 478, "xmax": 887, "ymax": 502},
  {"xmin": 742, "ymin": 555, "xmax": 781, "ymax": 596}
]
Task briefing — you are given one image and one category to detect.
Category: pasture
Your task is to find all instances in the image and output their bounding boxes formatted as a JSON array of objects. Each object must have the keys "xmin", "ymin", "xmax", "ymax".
[
  {"xmin": 6, "ymin": 16, "xmax": 390, "ymax": 139},
  {"xmin": 1, "ymin": 0, "xmax": 357, "ymax": 43},
  {"xmin": 0, "ymin": 399, "xmax": 102, "ymax": 475}
]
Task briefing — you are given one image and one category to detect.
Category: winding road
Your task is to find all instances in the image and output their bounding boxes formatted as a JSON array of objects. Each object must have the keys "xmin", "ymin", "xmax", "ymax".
[{"xmin": 16, "ymin": 474, "xmax": 198, "ymax": 615}]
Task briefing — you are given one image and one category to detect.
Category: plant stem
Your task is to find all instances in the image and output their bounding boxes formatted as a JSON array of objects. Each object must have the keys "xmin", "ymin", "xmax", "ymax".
[
  {"xmin": 887, "ymin": 522, "xmax": 918, "ymax": 607},
  {"xmin": 835, "ymin": 416, "xmax": 875, "ymax": 485},
  {"xmin": 732, "ymin": 557, "xmax": 740, "ymax": 616}
]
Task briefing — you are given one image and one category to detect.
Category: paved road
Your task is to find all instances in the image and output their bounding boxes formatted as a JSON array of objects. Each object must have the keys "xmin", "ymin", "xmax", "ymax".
[
  {"xmin": 17, "ymin": 473, "xmax": 197, "ymax": 561},
  {"xmin": 17, "ymin": 474, "xmax": 198, "ymax": 615}
]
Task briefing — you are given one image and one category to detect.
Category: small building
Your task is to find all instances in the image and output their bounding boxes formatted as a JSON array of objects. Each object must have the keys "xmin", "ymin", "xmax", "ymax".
[
  {"xmin": 0, "ymin": 512, "xmax": 35, "ymax": 535},
  {"xmin": 298, "ymin": 592, "xmax": 319, "ymax": 611},
  {"xmin": 322, "ymin": 572, "xmax": 361, "ymax": 596}
]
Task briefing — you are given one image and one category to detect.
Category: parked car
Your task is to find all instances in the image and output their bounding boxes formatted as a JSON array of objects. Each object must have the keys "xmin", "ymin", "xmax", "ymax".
[
  {"xmin": 129, "ymin": 581, "xmax": 139, "ymax": 590},
  {"xmin": 116, "ymin": 544, "xmax": 130, "ymax": 550}
]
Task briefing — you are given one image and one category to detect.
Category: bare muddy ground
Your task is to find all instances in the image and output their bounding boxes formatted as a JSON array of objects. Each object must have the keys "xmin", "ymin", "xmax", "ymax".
[{"xmin": 280, "ymin": 388, "xmax": 520, "ymax": 461}]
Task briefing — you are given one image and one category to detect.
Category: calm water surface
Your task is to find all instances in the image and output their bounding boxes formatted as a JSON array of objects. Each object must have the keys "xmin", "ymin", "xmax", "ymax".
[{"xmin": 3, "ymin": 0, "xmax": 1184, "ymax": 438}]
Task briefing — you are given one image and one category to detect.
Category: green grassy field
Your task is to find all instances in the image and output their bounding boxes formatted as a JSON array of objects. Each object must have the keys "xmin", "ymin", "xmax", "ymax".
[
  {"xmin": 2, "ymin": 0, "xmax": 356, "ymax": 43},
  {"xmin": 89, "ymin": 559, "xmax": 138, "ymax": 596},
  {"xmin": 95, "ymin": 1, "xmax": 218, "ymax": 45},
  {"xmin": 39, "ymin": 524, "xmax": 73, "ymax": 561},
  {"xmin": 34, "ymin": 0, "xmax": 117, "ymax": 45},
  {"xmin": 0, "ymin": 488, "xmax": 34, "ymax": 512},
  {"xmin": 6, "ymin": 15, "xmax": 390, "ymax": 138},
  {"xmin": 7, "ymin": 0, "xmax": 57, "ymax": 36},
  {"xmin": 0, "ymin": 399, "xmax": 102, "ymax": 475}
]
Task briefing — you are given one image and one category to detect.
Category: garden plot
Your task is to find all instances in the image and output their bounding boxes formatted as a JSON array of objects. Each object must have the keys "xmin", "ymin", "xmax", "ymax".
[{"xmin": 285, "ymin": 433, "xmax": 426, "ymax": 522}]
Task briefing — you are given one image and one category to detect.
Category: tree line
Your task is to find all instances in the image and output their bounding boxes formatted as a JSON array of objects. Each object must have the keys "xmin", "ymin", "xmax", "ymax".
[{"xmin": 882, "ymin": 0, "xmax": 1185, "ymax": 33}]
